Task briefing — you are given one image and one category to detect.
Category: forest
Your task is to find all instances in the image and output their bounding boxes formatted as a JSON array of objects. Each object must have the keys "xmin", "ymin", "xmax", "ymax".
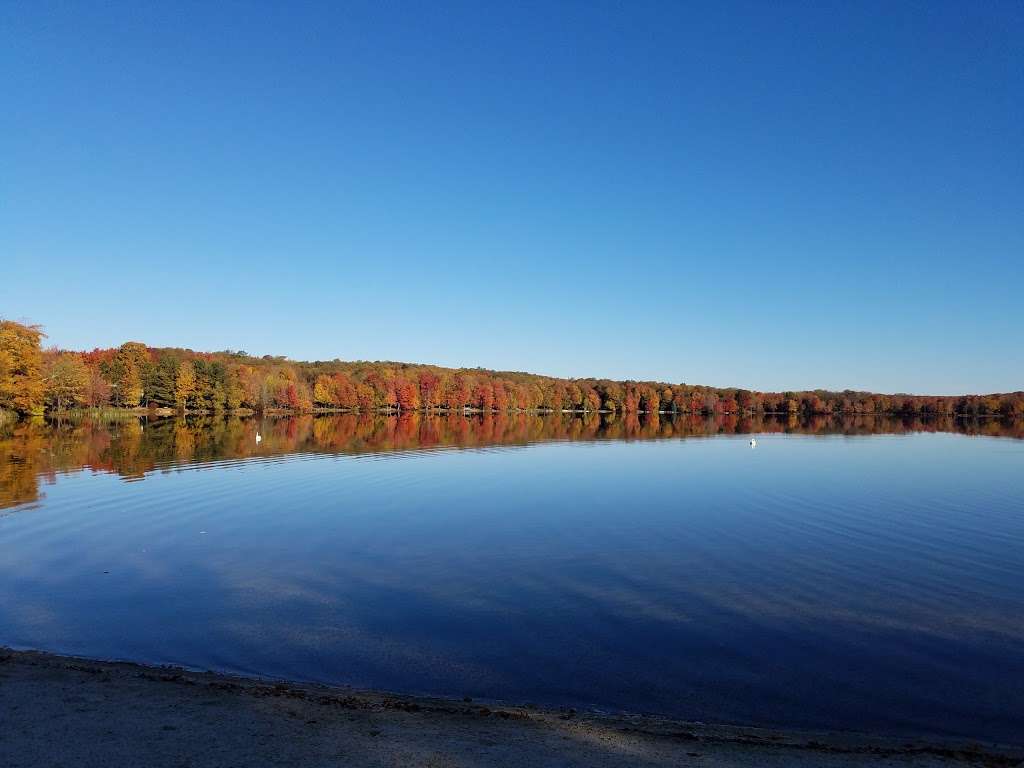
[{"xmin": 1, "ymin": 320, "xmax": 1022, "ymax": 419}]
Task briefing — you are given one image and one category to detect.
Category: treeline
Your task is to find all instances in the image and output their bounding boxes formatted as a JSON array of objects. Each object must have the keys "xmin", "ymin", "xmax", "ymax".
[{"xmin": 1, "ymin": 320, "xmax": 1022, "ymax": 418}]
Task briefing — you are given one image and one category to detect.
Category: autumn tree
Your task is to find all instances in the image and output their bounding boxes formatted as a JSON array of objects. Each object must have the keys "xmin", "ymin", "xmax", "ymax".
[
  {"xmin": 174, "ymin": 361, "xmax": 196, "ymax": 411},
  {"xmin": 109, "ymin": 342, "xmax": 148, "ymax": 407},
  {"xmin": 0, "ymin": 320, "xmax": 46, "ymax": 416},
  {"xmin": 601, "ymin": 381, "xmax": 623, "ymax": 412},
  {"xmin": 365, "ymin": 371, "xmax": 397, "ymax": 410},
  {"xmin": 735, "ymin": 389, "xmax": 753, "ymax": 412},
  {"xmin": 84, "ymin": 367, "xmax": 112, "ymax": 407},
  {"xmin": 623, "ymin": 387, "xmax": 640, "ymax": 413},
  {"xmin": 331, "ymin": 373, "xmax": 358, "ymax": 409},
  {"xmin": 355, "ymin": 382, "xmax": 375, "ymax": 411},
  {"xmin": 641, "ymin": 386, "xmax": 660, "ymax": 413},
  {"xmin": 445, "ymin": 376, "xmax": 470, "ymax": 410},
  {"xmin": 193, "ymin": 360, "xmax": 228, "ymax": 410},
  {"xmin": 44, "ymin": 352, "xmax": 89, "ymax": 411},
  {"xmin": 225, "ymin": 367, "xmax": 245, "ymax": 410},
  {"xmin": 284, "ymin": 383, "xmax": 300, "ymax": 409},
  {"xmin": 418, "ymin": 371, "xmax": 441, "ymax": 409},
  {"xmin": 313, "ymin": 374, "xmax": 336, "ymax": 407},
  {"xmin": 492, "ymin": 381, "xmax": 509, "ymax": 411},
  {"xmin": 395, "ymin": 377, "xmax": 420, "ymax": 411},
  {"xmin": 473, "ymin": 382, "xmax": 494, "ymax": 411}
]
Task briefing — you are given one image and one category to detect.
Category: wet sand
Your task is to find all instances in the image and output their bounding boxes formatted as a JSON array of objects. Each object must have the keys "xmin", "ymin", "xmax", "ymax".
[{"xmin": 1, "ymin": 648, "xmax": 1019, "ymax": 768}]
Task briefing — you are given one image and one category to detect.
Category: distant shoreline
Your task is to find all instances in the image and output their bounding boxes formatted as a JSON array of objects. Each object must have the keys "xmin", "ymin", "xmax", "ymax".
[{"xmin": 1, "ymin": 647, "xmax": 1020, "ymax": 767}]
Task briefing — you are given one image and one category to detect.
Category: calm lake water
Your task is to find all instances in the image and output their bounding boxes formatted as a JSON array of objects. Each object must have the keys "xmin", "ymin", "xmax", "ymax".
[{"xmin": 1, "ymin": 413, "xmax": 1022, "ymax": 743}]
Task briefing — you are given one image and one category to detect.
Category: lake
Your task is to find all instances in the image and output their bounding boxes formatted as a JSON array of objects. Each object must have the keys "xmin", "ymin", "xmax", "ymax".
[{"xmin": 1, "ymin": 413, "xmax": 1022, "ymax": 743}]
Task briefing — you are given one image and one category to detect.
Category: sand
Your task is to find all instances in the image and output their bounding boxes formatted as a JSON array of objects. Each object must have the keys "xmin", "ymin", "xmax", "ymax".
[{"xmin": 1, "ymin": 648, "xmax": 1019, "ymax": 768}]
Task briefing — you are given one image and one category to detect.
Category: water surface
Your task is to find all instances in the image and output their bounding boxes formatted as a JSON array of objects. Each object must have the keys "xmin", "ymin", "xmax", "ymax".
[{"xmin": 1, "ymin": 414, "xmax": 1022, "ymax": 743}]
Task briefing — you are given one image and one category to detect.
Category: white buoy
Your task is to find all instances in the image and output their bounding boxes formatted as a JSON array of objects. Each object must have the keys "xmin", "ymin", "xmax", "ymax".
[
  {"xmin": 749, "ymin": 438, "xmax": 757, "ymax": 448},
  {"xmin": 256, "ymin": 431, "xmax": 262, "ymax": 444}
]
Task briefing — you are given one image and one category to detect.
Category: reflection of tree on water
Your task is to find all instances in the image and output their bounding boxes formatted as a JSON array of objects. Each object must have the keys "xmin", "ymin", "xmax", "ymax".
[{"xmin": 2, "ymin": 412, "xmax": 1022, "ymax": 511}]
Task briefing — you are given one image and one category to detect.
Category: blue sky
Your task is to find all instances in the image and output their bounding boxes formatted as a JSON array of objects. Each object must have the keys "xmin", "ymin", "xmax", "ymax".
[{"xmin": 2, "ymin": 1, "xmax": 1021, "ymax": 394}]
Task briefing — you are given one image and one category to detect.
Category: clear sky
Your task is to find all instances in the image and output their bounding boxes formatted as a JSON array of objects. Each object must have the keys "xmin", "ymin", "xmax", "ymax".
[{"xmin": 2, "ymin": 1, "xmax": 1021, "ymax": 394}]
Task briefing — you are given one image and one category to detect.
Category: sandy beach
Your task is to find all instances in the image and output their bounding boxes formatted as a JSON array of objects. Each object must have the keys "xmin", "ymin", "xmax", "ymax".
[{"xmin": 1, "ymin": 648, "xmax": 1019, "ymax": 768}]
